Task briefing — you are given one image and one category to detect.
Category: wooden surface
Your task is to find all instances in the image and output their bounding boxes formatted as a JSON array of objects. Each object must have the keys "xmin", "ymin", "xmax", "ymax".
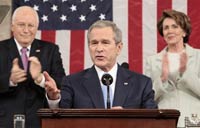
[{"xmin": 38, "ymin": 109, "xmax": 180, "ymax": 128}]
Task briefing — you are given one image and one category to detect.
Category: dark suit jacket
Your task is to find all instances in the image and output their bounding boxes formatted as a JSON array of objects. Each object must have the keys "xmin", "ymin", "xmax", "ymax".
[
  {"xmin": 60, "ymin": 65, "xmax": 157, "ymax": 109},
  {"xmin": 0, "ymin": 38, "xmax": 65, "ymax": 128}
]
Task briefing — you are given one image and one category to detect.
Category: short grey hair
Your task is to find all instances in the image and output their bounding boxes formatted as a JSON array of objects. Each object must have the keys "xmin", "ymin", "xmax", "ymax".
[
  {"xmin": 87, "ymin": 20, "xmax": 122, "ymax": 44},
  {"xmin": 12, "ymin": 6, "xmax": 39, "ymax": 26}
]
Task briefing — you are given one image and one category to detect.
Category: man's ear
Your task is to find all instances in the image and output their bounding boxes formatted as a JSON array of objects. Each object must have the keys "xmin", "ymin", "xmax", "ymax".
[{"xmin": 117, "ymin": 42, "xmax": 123, "ymax": 55}]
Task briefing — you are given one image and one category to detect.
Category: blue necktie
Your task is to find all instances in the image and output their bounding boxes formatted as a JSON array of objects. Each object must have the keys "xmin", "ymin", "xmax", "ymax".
[
  {"xmin": 101, "ymin": 85, "xmax": 108, "ymax": 108},
  {"xmin": 101, "ymin": 81, "xmax": 113, "ymax": 108}
]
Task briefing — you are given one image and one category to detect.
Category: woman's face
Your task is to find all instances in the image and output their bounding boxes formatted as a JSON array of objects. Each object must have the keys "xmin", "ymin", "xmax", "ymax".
[{"xmin": 162, "ymin": 18, "xmax": 186, "ymax": 45}]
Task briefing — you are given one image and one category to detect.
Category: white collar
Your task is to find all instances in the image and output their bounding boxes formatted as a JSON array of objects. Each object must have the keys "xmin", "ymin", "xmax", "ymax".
[
  {"xmin": 14, "ymin": 38, "xmax": 31, "ymax": 53},
  {"xmin": 95, "ymin": 63, "xmax": 118, "ymax": 82}
]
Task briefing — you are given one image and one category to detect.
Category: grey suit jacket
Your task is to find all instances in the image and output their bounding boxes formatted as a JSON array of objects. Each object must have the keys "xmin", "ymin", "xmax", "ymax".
[
  {"xmin": 60, "ymin": 65, "xmax": 157, "ymax": 109},
  {"xmin": 145, "ymin": 44, "xmax": 200, "ymax": 127}
]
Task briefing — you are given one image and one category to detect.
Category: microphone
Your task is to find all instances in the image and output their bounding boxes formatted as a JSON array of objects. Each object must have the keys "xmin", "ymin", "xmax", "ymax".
[
  {"xmin": 101, "ymin": 74, "xmax": 113, "ymax": 109},
  {"xmin": 121, "ymin": 62, "xmax": 129, "ymax": 69}
]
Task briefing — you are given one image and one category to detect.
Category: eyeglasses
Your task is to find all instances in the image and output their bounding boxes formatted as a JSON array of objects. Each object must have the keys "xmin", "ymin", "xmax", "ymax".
[{"xmin": 16, "ymin": 23, "xmax": 36, "ymax": 30}]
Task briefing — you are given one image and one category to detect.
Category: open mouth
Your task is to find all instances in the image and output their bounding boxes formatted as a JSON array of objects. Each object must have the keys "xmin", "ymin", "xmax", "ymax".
[{"xmin": 96, "ymin": 55, "xmax": 104, "ymax": 60}]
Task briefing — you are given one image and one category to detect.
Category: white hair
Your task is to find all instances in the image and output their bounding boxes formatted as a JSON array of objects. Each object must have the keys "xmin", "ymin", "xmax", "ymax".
[{"xmin": 12, "ymin": 6, "xmax": 39, "ymax": 26}]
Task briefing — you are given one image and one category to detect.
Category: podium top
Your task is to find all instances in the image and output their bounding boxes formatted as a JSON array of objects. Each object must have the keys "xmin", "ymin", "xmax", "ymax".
[{"xmin": 38, "ymin": 109, "xmax": 180, "ymax": 119}]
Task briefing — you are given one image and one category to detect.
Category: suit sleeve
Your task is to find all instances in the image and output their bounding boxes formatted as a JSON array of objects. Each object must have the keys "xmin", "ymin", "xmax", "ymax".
[
  {"xmin": 45, "ymin": 44, "xmax": 65, "ymax": 89},
  {"xmin": 142, "ymin": 77, "xmax": 158, "ymax": 109},
  {"xmin": 177, "ymin": 50, "xmax": 200, "ymax": 98},
  {"xmin": 0, "ymin": 45, "xmax": 14, "ymax": 93},
  {"xmin": 59, "ymin": 76, "xmax": 73, "ymax": 108},
  {"xmin": 144, "ymin": 56, "xmax": 176, "ymax": 101},
  {"xmin": 0, "ymin": 73, "xmax": 11, "ymax": 93}
]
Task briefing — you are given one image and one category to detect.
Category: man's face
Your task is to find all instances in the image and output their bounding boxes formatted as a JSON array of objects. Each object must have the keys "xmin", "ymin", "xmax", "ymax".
[
  {"xmin": 11, "ymin": 9, "xmax": 38, "ymax": 47},
  {"xmin": 88, "ymin": 27, "xmax": 122, "ymax": 72}
]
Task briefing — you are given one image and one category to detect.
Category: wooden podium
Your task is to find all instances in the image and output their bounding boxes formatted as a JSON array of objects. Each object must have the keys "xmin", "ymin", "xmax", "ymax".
[{"xmin": 38, "ymin": 109, "xmax": 180, "ymax": 128}]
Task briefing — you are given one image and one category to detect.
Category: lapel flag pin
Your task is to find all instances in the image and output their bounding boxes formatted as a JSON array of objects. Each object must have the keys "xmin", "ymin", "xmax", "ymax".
[
  {"xmin": 36, "ymin": 49, "xmax": 40, "ymax": 52},
  {"xmin": 124, "ymin": 82, "xmax": 128, "ymax": 85}
]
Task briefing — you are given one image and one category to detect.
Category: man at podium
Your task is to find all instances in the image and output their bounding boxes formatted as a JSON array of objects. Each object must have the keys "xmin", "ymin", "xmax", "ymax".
[{"xmin": 44, "ymin": 20, "xmax": 157, "ymax": 109}]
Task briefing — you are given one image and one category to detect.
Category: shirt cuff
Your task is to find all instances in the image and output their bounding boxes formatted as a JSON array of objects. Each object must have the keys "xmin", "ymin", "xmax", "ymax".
[
  {"xmin": 46, "ymin": 94, "xmax": 60, "ymax": 109},
  {"xmin": 9, "ymin": 80, "xmax": 17, "ymax": 87}
]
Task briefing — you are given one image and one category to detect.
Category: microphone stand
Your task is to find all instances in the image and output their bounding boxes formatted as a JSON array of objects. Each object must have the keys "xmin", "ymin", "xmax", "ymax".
[
  {"xmin": 101, "ymin": 74, "xmax": 113, "ymax": 109},
  {"xmin": 106, "ymin": 80, "xmax": 111, "ymax": 109},
  {"xmin": 107, "ymin": 86, "xmax": 111, "ymax": 109}
]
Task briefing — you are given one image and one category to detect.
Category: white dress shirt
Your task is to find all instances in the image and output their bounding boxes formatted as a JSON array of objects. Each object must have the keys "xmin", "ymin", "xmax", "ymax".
[
  {"xmin": 95, "ymin": 63, "xmax": 118, "ymax": 108},
  {"xmin": 10, "ymin": 39, "xmax": 45, "ymax": 87}
]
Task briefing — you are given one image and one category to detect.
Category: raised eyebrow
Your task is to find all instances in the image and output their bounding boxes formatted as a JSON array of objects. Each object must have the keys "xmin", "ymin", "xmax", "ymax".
[
  {"xmin": 101, "ymin": 39, "xmax": 111, "ymax": 43},
  {"xmin": 90, "ymin": 39, "xmax": 110, "ymax": 43},
  {"xmin": 28, "ymin": 24, "xmax": 34, "ymax": 26},
  {"xmin": 90, "ymin": 40, "xmax": 98, "ymax": 43},
  {"xmin": 16, "ymin": 22, "xmax": 25, "ymax": 25},
  {"xmin": 172, "ymin": 24, "xmax": 178, "ymax": 27}
]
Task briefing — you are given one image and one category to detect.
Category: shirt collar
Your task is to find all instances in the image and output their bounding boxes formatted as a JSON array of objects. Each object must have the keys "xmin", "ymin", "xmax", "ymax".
[
  {"xmin": 94, "ymin": 63, "xmax": 118, "ymax": 82},
  {"xmin": 14, "ymin": 38, "xmax": 31, "ymax": 53}
]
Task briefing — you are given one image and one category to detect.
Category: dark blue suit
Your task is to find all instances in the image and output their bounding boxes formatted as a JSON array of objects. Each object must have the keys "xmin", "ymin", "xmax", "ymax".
[
  {"xmin": 60, "ymin": 65, "xmax": 157, "ymax": 109},
  {"xmin": 0, "ymin": 38, "xmax": 65, "ymax": 128}
]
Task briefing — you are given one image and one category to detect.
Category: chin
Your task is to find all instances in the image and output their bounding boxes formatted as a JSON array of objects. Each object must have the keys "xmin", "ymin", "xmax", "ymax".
[
  {"xmin": 95, "ymin": 62, "xmax": 105, "ymax": 68},
  {"xmin": 167, "ymin": 41, "xmax": 178, "ymax": 45}
]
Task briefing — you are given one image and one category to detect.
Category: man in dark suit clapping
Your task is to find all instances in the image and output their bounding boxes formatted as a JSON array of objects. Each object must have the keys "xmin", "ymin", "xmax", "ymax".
[{"xmin": 0, "ymin": 6, "xmax": 65, "ymax": 128}]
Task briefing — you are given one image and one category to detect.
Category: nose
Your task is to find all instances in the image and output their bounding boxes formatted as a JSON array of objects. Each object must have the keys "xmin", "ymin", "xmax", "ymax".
[
  {"xmin": 167, "ymin": 26, "xmax": 175, "ymax": 33},
  {"xmin": 23, "ymin": 26, "xmax": 29, "ymax": 32},
  {"xmin": 96, "ymin": 43, "xmax": 103, "ymax": 52}
]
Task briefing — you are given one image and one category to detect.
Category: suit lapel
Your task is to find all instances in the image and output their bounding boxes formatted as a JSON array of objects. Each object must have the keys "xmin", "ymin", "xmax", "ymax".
[
  {"xmin": 83, "ymin": 67, "xmax": 105, "ymax": 108},
  {"xmin": 8, "ymin": 39, "xmax": 42, "ymax": 71},
  {"xmin": 8, "ymin": 38, "xmax": 24, "ymax": 69},
  {"xmin": 153, "ymin": 49, "xmax": 165, "ymax": 73},
  {"xmin": 29, "ymin": 39, "xmax": 42, "ymax": 58},
  {"xmin": 28, "ymin": 39, "xmax": 43, "ymax": 72},
  {"xmin": 113, "ymin": 66, "xmax": 132, "ymax": 107}
]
